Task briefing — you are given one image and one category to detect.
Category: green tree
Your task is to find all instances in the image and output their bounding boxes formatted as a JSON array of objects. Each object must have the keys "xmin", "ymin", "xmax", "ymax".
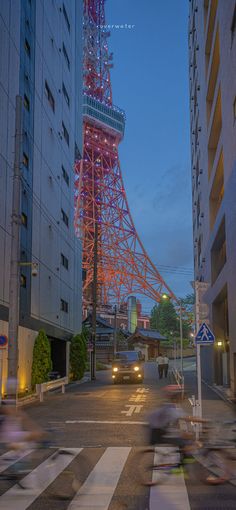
[
  {"xmin": 31, "ymin": 329, "xmax": 52, "ymax": 389},
  {"xmin": 150, "ymin": 299, "xmax": 179, "ymax": 338},
  {"xmin": 150, "ymin": 293, "xmax": 195, "ymax": 341},
  {"xmin": 150, "ymin": 304, "xmax": 160, "ymax": 330},
  {"xmin": 70, "ymin": 328, "xmax": 88, "ymax": 381},
  {"xmin": 179, "ymin": 293, "xmax": 195, "ymax": 339}
]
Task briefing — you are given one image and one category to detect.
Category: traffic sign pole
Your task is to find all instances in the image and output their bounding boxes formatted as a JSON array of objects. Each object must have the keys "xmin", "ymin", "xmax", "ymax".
[
  {"xmin": 195, "ymin": 322, "xmax": 215, "ymax": 437},
  {"xmin": 196, "ymin": 343, "xmax": 202, "ymax": 420}
]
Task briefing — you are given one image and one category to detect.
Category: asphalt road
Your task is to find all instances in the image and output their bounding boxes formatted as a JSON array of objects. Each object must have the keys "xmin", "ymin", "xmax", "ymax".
[{"xmin": 0, "ymin": 359, "xmax": 236, "ymax": 509}]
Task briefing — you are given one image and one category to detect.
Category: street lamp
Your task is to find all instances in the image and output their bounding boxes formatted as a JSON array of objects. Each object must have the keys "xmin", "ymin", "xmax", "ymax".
[{"xmin": 161, "ymin": 293, "xmax": 184, "ymax": 395}]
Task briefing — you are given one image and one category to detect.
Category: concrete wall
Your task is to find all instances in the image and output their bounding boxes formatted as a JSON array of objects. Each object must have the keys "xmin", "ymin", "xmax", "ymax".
[
  {"xmin": 0, "ymin": 319, "xmax": 37, "ymax": 394},
  {"xmin": 0, "ymin": 0, "xmax": 83, "ymax": 389},
  {"xmin": 189, "ymin": 0, "xmax": 236, "ymax": 391}
]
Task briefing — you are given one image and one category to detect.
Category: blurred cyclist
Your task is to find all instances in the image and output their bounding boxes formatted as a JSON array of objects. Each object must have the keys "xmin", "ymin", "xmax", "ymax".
[
  {"xmin": 0, "ymin": 378, "xmax": 43, "ymax": 450},
  {"xmin": 147, "ymin": 385, "xmax": 205, "ymax": 455}
]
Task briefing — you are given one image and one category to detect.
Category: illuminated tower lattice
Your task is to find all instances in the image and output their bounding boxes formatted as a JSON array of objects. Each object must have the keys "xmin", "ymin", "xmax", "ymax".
[{"xmin": 75, "ymin": 0, "xmax": 176, "ymax": 305}]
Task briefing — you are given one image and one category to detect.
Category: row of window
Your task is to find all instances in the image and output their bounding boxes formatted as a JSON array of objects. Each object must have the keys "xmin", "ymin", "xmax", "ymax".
[
  {"xmin": 23, "ymin": 148, "xmax": 70, "ymax": 188},
  {"xmin": 25, "ymin": 35, "xmax": 70, "ymax": 72},
  {"xmin": 84, "ymin": 106, "xmax": 124, "ymax": 135},
  {"xmin": 25, "ymin": 80, "xmax": 70, "ymax": 115},
  {"xmin": 21, "ymin": 207, "xmax": 70, "ymax": 229},
  {"xmin": 21, "ymin": 251, "xmax": 69, "ymax": 286},
  {"xmin": 24, "ymin": 80, "xmax": 71, "ymax": 147},
  {"xmin": 20, "ymin": 275, "xmax": 69, "ymax": 314},
  {"xmin": 85, "ymin": 95, "xmax": 125, "ymax": 123}
]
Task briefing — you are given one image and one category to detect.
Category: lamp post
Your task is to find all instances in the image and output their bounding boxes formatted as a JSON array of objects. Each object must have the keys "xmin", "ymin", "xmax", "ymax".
[{"xmin": 162, "ymin": 294, "xmax": 184, "ymax": 396}]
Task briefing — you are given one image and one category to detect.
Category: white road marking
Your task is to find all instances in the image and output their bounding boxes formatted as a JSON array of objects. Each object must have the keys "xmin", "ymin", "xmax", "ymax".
[
  {"xmin": 0, "ymin": 448, "xmax": 82, "ymax": 509},
  {"xmin": 150, "ymin": 447, "xmax": 191, "ymax": 510},
  {"xmin": 121, "ymin": 405, "xmax": 143, "ymax": 416},
  {"xmin": 129, "ymin": 394, "xmax": 147, "ymax": 402},
  {"xmin": 68, "ymin": 447, "xmax": 131, "ymax": 510},
  {"xmin": 65, "ymin": 420, "xmax": 147, "ymax": 425},
  {"xmin": 0, "ymin": 449, "xmax": 34, "ymax": 473},
  {"xmin": 136, "ymin": 388, "xmax": 149, "ymax": 393}
]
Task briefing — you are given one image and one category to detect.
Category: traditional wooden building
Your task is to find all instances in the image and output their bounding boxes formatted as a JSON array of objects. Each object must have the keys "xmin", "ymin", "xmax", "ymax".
[
  {"xmin": 83, "ymin": 315, "xmax": 129, "ymax": 363},
  {"xmin": 128, "ymin": 328, "xmax": 166, "ymax": 361}
]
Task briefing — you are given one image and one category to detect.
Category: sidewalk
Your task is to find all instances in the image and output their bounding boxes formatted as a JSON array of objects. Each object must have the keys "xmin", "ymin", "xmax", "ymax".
[
  {"xmin": 173, "ymin": 368, "xmax": 236, "ymax": 486},
  {"xmin": 183, "ymin": 370, "xmax": 236, "ymax": 422}
]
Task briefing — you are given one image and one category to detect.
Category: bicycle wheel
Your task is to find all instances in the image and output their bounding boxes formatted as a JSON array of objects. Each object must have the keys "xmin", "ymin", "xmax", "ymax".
[{"xmin": 135, "ymin": 447, "xmax": 176, "ymax": 486}]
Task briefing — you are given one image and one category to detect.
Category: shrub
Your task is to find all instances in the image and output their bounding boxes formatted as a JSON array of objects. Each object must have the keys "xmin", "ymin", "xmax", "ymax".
[
  {"xmin": 31, "ymin": 329, "xmax": 52, "ymax": 389},
  {"xmin": 70, "ymin": 329, "xmax": 88, "ymax": 381}
]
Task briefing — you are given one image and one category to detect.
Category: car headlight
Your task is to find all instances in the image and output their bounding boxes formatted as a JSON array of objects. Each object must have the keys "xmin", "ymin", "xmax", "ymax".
[
  {"xmin": 113, "ymin": 367, "xmax": 118, "ymax": 372},
  {"xmin": 134, "ymin": 366, "xmax": 140, "ymax": 372}
]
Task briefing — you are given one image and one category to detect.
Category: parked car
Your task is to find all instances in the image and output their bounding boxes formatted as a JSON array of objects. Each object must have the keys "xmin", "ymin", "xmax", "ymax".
[{"xmin": 112, "ymin": 350, "xmax": 144, "ymax": 383}]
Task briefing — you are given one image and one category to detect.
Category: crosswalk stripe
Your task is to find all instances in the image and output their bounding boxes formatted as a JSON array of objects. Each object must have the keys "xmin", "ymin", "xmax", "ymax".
[
  {"xmin": 68, "ymin": 446, "xmax": 131, "ymax": 510},
  {"xmin": 150, "ymin": 447, "xmax": 191, "ymax": 510},
  {"xmin": 0, "ymin": 448, "xmax": 33, "ymax": 474},
  {"xmin": 0, "ymin": 445, "xmax": 197, "ymax": 509},
  {"xmin": 0, "ymin": 447, "xmax": 82, "ymax": 510}
]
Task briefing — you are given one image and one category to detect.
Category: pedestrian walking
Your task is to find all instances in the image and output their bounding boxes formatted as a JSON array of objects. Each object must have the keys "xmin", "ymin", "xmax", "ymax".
[
  {"xmin": 163, "ymin": 354, "xmax": 169, "ymax": 378},
  {"xmin": 156, "ymin": 353, "xmax": 164, "ymax": 379}
]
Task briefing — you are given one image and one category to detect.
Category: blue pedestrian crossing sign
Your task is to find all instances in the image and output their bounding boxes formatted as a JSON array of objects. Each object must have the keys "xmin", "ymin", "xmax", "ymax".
[{"xmin": 195, "ymin": 323, "xmax": 215, "ymax": 345}]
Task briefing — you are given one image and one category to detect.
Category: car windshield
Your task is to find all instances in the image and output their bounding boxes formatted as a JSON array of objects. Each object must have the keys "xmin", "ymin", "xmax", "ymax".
[{"xmin": 115, "ymin": 352, "xmax": 138, "ymax": 361}]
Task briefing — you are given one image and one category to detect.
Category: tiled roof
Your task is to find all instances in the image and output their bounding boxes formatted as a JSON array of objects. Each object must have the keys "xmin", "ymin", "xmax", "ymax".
[{"xmin": 134, "ymin": 328, "xmax": 166, "ymax": 340}]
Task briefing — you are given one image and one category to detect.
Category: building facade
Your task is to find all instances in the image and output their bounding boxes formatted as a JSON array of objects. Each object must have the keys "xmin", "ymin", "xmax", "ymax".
[
  {"xmin": 0, "ymin": 0, "xmax": 83, "ymax": 392},
  {"xmin": 189, "ymin": 0, "xmax": 236, "ymax": 393}
]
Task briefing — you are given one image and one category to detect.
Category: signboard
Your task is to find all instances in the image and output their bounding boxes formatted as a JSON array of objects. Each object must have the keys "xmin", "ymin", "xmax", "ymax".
[
  {"xmin": 195, "ymin": 323, "xmax": 215, "ymax": 345},
  {"xmin": 0, "ymin": 335, "xmax": 8, "ymax": 348}
]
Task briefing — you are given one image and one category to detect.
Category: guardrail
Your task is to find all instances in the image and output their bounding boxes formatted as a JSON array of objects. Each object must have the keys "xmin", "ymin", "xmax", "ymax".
[
  {"xmin": 170, "ymin": 368, "xmax": 184, "ymax": 388},
  {"xmin": 36, "ymin": 376, "xmax": 68, "ymax": 402},
  {"xmin": 169, "ymin": 367, "xmax": 185, "ymax": 400}
]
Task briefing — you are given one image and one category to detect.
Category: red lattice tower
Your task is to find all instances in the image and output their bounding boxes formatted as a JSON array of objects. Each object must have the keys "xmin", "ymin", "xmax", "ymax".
[{"xmin": 75, "ymin": 0, "xmax": 176, "ymax": 305}]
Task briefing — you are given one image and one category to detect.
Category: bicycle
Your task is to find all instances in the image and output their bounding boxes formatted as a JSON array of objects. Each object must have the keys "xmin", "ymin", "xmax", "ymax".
[
  {"xmin": 0, "ymin": 431, "xmax": 89, "ymax": 499},
  {"xmin": 197, "ymin": 420, "xmax": 236, "ymax": 485},
  {"xmin": 135, "ymin": 430, "xmax": 196, "ymax": 486}
]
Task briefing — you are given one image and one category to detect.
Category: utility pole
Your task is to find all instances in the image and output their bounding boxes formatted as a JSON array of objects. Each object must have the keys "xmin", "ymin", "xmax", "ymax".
[
  {"xmin": 91, "ymin": 220, "xmax": 98, "ymax": 381},
  {"xmin": 8, "ymin": 95, "xmax": 22, "ymax": 399},
  {"xmin": 114, "ymin": 305, "xmax": 117, "ymax": 356}
]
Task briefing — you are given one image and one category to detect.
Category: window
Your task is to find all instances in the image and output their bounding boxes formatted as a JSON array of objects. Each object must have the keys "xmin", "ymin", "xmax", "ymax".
[
  {"xmin": 23, "ymin": 152, "xmax": 29, "ymax": 169},
  {"xmin": 63, "ymin": 3, "xmax": 70, "ymax": 33},
  {"xmin": 211, "ymin": 217, "xmax": 226, "ymax": 284},
  {"xmin": 62, "ymin": 165, "xmax": 69, "ymax": 186},
  {"xmin": 231, "ymin": 4, "xmax": 236, "ymax": 45},
  {"xmin": 61, "ymin": 208, "xmax": 69, "ymax": 227},
  {"xmin": 62, "ymin": 82, "xmax": 70, "ymax": 108},
  {"xmin": 62, "ymin": 43, "xmax": 70, "ymax": 70},
  {"xmin": 61, "ymin": 298, "xmax": 68, "ymax": 313},
  {"xmin": 45, "ymin": 81, "xmax": 55, "ymax": 112},
  {"xmin": 24, "ymin": 38, "xmax": 31, "ymax": 56},
  {"xmin": 21, "ymin": 212, "xmax": 28, "ymax": 227},
  {"xmin": 24, "ymin": 94, "xmax": 30, "ymax": 111},
  {"xmin": 61, "ymin": 253, "xmax": 69, "ymax": 269},
  {"xmin": 62, "ymin": 122, "xmax": 69, "ymax": 146},
  {"xmin": 20, "ymin": 274, "xmax": 27, "ymax": 288}
]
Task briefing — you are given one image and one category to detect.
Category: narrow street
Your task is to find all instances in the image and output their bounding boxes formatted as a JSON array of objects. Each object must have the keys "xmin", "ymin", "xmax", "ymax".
[{"xmin": 0, "ymin": 359, "xmax": 235, "ymax": 509}]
